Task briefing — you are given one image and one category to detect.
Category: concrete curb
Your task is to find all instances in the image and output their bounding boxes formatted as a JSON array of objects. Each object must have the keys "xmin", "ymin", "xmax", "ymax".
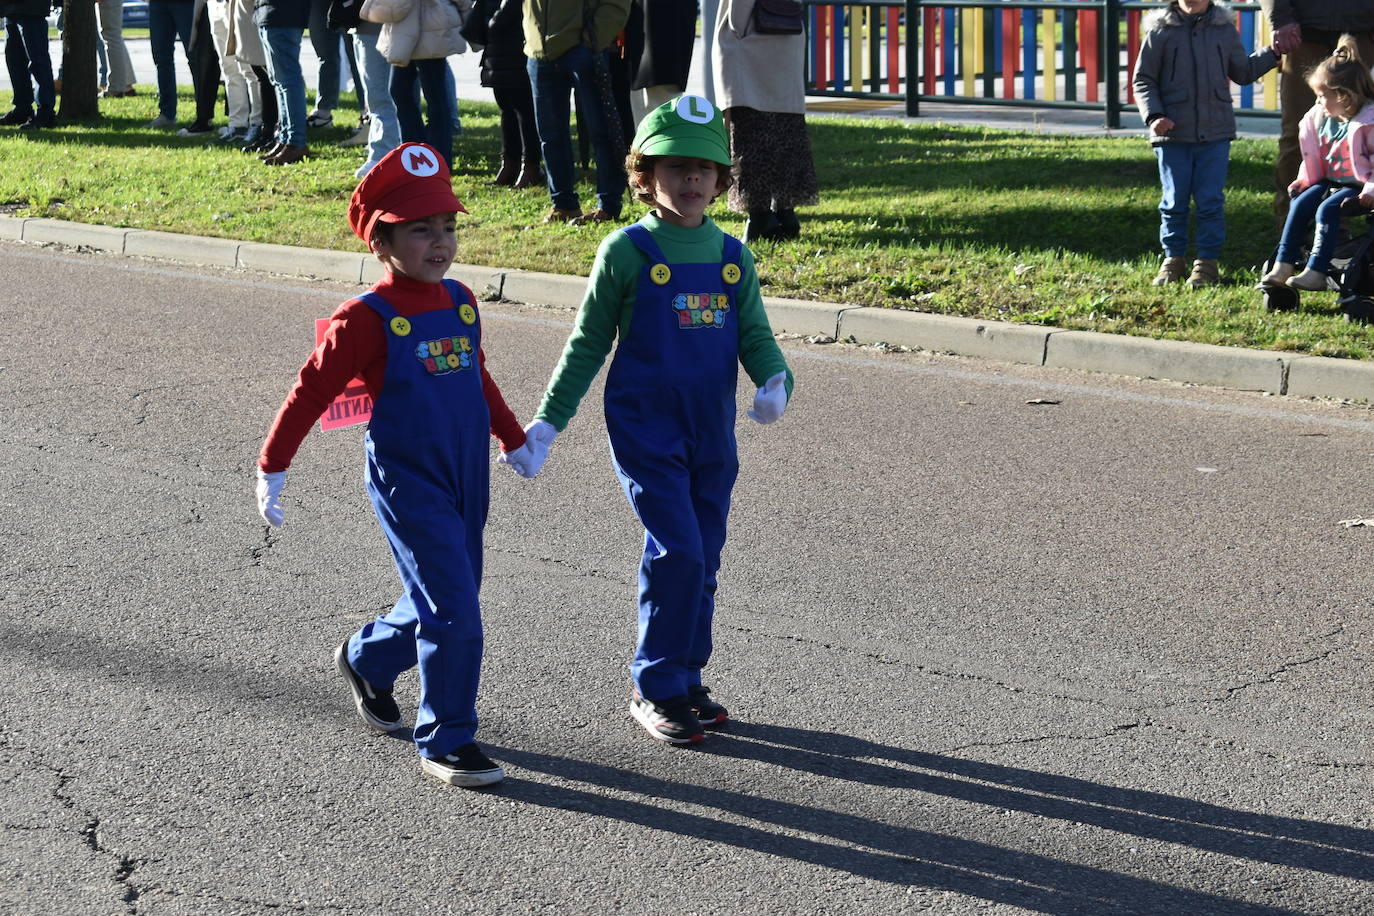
[
  {"xmin": 1043, "ymin": 330, "xmax": 1290, "ymax": 394},
  {"xmin": 839, "ymin": 307, "xmax": 1055, "ymax": 367},
  {"xmin": 6, "ymin": 215, "xmax": 1374, "ymax": 401}
]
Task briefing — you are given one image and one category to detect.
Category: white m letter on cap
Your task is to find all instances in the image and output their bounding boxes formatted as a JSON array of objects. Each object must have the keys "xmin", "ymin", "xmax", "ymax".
[
  {"xmin": 675, "ymin": 95, "xmax": 715, "ymax": 124},
  {"xmin": 402, "ymin": 146, "xmax": 440, "ymax": 177}
]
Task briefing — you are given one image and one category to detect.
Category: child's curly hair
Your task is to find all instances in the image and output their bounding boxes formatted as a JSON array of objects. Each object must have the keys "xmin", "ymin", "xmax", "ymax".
[
  {"xmin": 1308, "ymin": 36, "xmax": 1374, "ymax": 112},
  {"xmin": 625, "ymin": 148, "xmax": 734, "ymax": 205}
]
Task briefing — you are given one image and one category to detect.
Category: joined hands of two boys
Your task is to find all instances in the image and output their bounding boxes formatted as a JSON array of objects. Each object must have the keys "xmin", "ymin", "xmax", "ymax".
[
  {"xmin": 495, "ymin": 371, "xmax": 790, "ymax": 481},
  {"xmin": 255, "ymin": 373, "xmax": 791, "ymax": 525}
]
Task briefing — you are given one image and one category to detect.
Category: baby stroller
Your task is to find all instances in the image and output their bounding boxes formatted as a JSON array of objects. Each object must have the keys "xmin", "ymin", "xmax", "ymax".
[{"xmin": 1260, "ymin": 197, "xmax": 1374, "ymax": 322}]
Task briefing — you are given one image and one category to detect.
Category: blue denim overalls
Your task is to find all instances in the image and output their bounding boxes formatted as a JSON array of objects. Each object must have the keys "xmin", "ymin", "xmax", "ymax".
[
  {"xmin": 606, "ymin": 224, "xmax": 744, "ymax": 702},
  {"xmin": 344, "ymin": 280, "xmax": 490, "ymax": 759}
]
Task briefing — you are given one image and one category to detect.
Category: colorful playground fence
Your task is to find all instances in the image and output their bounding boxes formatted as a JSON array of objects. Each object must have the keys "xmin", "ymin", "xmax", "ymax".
[{"xmin": 802, "ymin": 0, "xmax": 1277, "ymax": 127}]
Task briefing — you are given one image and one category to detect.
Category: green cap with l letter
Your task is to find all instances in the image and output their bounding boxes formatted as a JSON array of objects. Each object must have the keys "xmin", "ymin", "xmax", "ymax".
[{"xmin": 631, "ymin": 94, "xmax": 731, "ymax": 166}]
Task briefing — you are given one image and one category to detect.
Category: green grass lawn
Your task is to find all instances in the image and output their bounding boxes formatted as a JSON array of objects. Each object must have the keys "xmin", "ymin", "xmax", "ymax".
[{"xmin": 6, "ymin": 88, "xmax": 1374, "ymax": 359}]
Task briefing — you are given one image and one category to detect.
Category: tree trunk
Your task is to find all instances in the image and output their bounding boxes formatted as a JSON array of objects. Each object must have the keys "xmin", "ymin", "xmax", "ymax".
[{"xmin": 58, "ymin": 0, "xmax": 100, "ymax": 120}]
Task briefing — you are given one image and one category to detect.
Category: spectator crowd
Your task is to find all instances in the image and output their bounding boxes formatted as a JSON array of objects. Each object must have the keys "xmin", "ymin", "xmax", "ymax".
[{"xmin": 1, "ymin": 0, "xmax": 820, "ymax": 239}]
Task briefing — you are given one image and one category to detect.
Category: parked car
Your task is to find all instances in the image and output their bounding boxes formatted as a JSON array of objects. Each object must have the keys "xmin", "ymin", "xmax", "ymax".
[{"xmin": 123, "ymin": 0, "xmax": 148, "ymax": 28}]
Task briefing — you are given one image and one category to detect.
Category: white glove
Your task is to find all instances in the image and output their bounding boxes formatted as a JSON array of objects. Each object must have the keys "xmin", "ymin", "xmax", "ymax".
[
  {"xmin": 498, "ymin": 419, "xmax": 558, "ymax": 479},
  {"xmin": 498, "ymin": 441, "xmax": 545, "ymax": 478},
  {"xmin": 256, "ymin": 468, "xmax": 287, "ymax": 527},
  {"xmin": 524, "ymin": 418, "xmax": 558, "ymax": 449},
  {"xmin": 747, "ymin": 372, "xmax": 788, "ymax": 425}
]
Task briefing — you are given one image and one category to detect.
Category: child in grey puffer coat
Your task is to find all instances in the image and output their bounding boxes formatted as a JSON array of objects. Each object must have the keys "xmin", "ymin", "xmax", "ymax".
[{"xmin": 1133, "ymin": 0, "xmax": 1281, "ymax": 288}]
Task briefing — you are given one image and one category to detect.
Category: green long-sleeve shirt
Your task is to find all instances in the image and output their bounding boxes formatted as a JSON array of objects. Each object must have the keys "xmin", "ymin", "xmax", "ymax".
[{"xmin": 535, "ymin": 213, "xmax": 794, "ymax": 431}]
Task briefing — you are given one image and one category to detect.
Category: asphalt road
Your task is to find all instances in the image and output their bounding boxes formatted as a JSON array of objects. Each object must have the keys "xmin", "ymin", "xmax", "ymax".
[{"xmin": 2, "ymin": 239, "xmax": 1372, "ymax": 915}]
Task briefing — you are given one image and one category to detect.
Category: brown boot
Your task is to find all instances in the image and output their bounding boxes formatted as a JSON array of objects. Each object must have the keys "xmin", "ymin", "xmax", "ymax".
[
  {"xmin": 264, "ymin": 145, "xmax": 310, "ymax": 165},
  {"xmin": 257, "ymin": 141, "xmax": 286, "ymax": 161},
  {"xmin": 490, "ymin": 159, "xmax": 518, "ymax": 186},
  {"xmin": 1187, "ymin": 258, "xmax": 1219, "ymax": 289},
  {"xmin": 1151, "ymin": 256, "xmax": 1187, "ymax": 287},
  {"xmin": 541, "ymin": 207, "xmax": 582, "ymax": 224},
  {"xmin": 513, "ymin": 158, "xmax": 545, "ymax": 189},
  {"xmin": 571, "ymin": 208, "xmax": 620, "ymax": 226}
]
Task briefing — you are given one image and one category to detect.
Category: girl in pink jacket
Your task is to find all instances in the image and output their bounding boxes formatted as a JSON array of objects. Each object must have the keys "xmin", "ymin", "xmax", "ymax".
[{"xmin": 1262, "ymin": 46, "xmax": 1374, "ymax": 291}]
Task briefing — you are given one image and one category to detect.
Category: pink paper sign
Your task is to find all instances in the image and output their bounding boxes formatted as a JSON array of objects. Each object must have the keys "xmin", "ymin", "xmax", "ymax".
[{"xmin": 315, "ymin": 318, "xmax": 373, "ymax": 431}]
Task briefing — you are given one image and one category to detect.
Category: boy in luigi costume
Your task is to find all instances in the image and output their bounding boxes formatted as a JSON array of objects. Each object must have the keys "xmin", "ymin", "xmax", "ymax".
[{"xmin": 519, "ymin": 95, "xmax": 796, "ymax": 744}]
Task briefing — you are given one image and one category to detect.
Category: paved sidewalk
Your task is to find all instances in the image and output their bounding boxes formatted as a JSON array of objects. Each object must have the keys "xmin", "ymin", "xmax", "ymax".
[{"xmin": 6, "ymin": 213, "xmax": 1372, "ymax": 402}]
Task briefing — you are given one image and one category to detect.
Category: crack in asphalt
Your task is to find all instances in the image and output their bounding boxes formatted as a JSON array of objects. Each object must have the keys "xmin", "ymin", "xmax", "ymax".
[
  {"xmin": 39, "ymin": 762, "xmax": 146, "ymax": 914},
  {"xmin": 941, "ymin": 722, "xmax": 1146, "ymax": 756}
]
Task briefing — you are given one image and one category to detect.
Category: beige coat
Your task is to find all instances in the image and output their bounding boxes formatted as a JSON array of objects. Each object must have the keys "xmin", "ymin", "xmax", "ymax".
[
  {"xmin": 364, "ymin": 0, "xmax": 471, "ymax": 65},
  {"xmin": 711, "ymin": 0, "xmax": 806, "ymax": 114},
  {"xmin": 225, "ymin": 0, "xmax": 267, "ymax": 66}
]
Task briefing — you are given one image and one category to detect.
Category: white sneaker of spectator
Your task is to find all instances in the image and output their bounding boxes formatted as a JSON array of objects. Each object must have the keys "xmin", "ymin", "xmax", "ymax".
[{"xmin": 339, "ymin": 117, "xmax": 369, "ymax": 147}]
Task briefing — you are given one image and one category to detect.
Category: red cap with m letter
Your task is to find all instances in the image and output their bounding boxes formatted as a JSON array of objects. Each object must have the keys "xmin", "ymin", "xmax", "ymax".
[{"xmin": 348, "ymin": 142, "xmax": 468, "ymax": 243}]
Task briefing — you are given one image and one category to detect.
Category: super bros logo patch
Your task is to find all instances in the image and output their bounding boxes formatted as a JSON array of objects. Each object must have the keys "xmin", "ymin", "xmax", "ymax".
[
  {"xmin": 673, "ymin": 293, "xmax": 730, "ymax": 328},
  {"xmin": 415, "ymin": 335, "xmax": 474, "ymax": 374}
]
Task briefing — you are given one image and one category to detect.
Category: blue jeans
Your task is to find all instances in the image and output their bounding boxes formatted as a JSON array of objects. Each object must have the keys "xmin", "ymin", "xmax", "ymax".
[
  {"xmin": 390, "ymin": 58, "xmax": 453, "ymax": 170},
  {"xmin": 528, "ymin": 44, "xmax": 626, "ymax": 215},
  {"xmin": 3, "ymin": 15, "xmax": 54, "ymax": 114},
  {"xmin": 445, "ymin": 62, "xmax": 460, "ymax": 133},
  {"xmin": 1277, "ymin": 181, "xmax": 1359, "ymax": 272},
  {"xmin": 307, "ymin": 0, "xmax": 341, "ymax": 111},
  {"xmin": 149, "ymin": 0, "xmax": 196, "ymax": 119},
  {"xmin": 261, "ymin": 26, "xmax": 307, "ymax": 147},
  {"xmin": 1154, "ymin": 140, "xmax": 1230, "ymax": 260},
  {"xmin": 353, "ymin": 30, "xmax": 400, "ymax": 167}
]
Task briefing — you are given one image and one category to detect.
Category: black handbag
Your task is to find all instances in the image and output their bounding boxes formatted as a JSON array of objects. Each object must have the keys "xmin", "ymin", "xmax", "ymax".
[
  {"xmin": 753, "ymin": 0, "xmax": 803, "ymax": 35},
  {"xmin": 327, "ymin": 0, "xmax": 362, "ymax": 31}
]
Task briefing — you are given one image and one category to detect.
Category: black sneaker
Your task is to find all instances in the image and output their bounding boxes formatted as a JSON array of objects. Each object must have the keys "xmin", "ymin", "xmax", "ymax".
[
  {"xmin": 420, "ymin": 742, "xmax": 505, "ymax": 787},
  {"xmin": 18, "ymin": 110, "xmax": 55, "ymax": 131},
  {"xmin": 0, "ymin": 106, "xmax": 33, "ymax": 126},
  {"xmin": 688, "ymin": 684, "xmax": 729, "ymax": 727},
  {"xmin": 630, "ymin": 694, "xmax": 705, "ymax": 744},
  {"xmin": 334, "ymin": 642, "xmax": 402, "ymax": 732}
]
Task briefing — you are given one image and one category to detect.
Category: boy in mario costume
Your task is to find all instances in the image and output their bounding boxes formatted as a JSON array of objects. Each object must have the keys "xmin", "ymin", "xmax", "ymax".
[
  {"xmin": 255, "ymin": 142, "xmax": 542, "ymax": 787},
  {"xmin": 519, "ymin": 96, "xmax": 795, "ymax": 745}
]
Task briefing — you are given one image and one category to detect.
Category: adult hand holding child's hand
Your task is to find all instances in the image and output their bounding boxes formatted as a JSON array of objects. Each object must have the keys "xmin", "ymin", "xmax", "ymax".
[{"xmin": 1272, "ymin": 23, "xmax": 1302, "ymax": 56}]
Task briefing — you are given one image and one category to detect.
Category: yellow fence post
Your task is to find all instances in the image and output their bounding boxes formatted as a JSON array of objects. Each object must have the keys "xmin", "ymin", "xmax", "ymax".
[{"xmin": 1042, "ymin": 9, "xmax": 1057, "ymax": 101}]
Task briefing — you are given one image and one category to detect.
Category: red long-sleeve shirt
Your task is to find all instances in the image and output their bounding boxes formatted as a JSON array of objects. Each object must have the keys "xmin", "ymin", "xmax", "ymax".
[{"xmin": 258, "ymin": 272, "xmax": 526, "ymax": 473}]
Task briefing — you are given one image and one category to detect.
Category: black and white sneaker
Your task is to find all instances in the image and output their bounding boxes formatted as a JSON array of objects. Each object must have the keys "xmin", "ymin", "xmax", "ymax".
[
  {"xmin": 688, "ymin": 685, "xmax": 729, "ymax": 727},
  {"xmin": 334, "ymin": 642, "xmax": 402, "ymax": 732},
  {"xmin": 630, "ymin": 694, "xmax": 705, "ymax": 744},
  {"xmin": 420, "ymin": 743, "xmax": 505, "ymax": 787}
]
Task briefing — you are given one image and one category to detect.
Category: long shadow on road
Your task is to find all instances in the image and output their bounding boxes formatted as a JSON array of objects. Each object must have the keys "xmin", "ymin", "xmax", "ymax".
[
  {"xmin": 6, "ymin": 629, "xmax": 1365, "ymax": 912},
  {"xmin": 718, "ymin": 723, "xmax": 1374, "ymax": 875},
  {"xmin": 491, "ymin": 743, "xmax": 1312, "ymax": 916}
]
